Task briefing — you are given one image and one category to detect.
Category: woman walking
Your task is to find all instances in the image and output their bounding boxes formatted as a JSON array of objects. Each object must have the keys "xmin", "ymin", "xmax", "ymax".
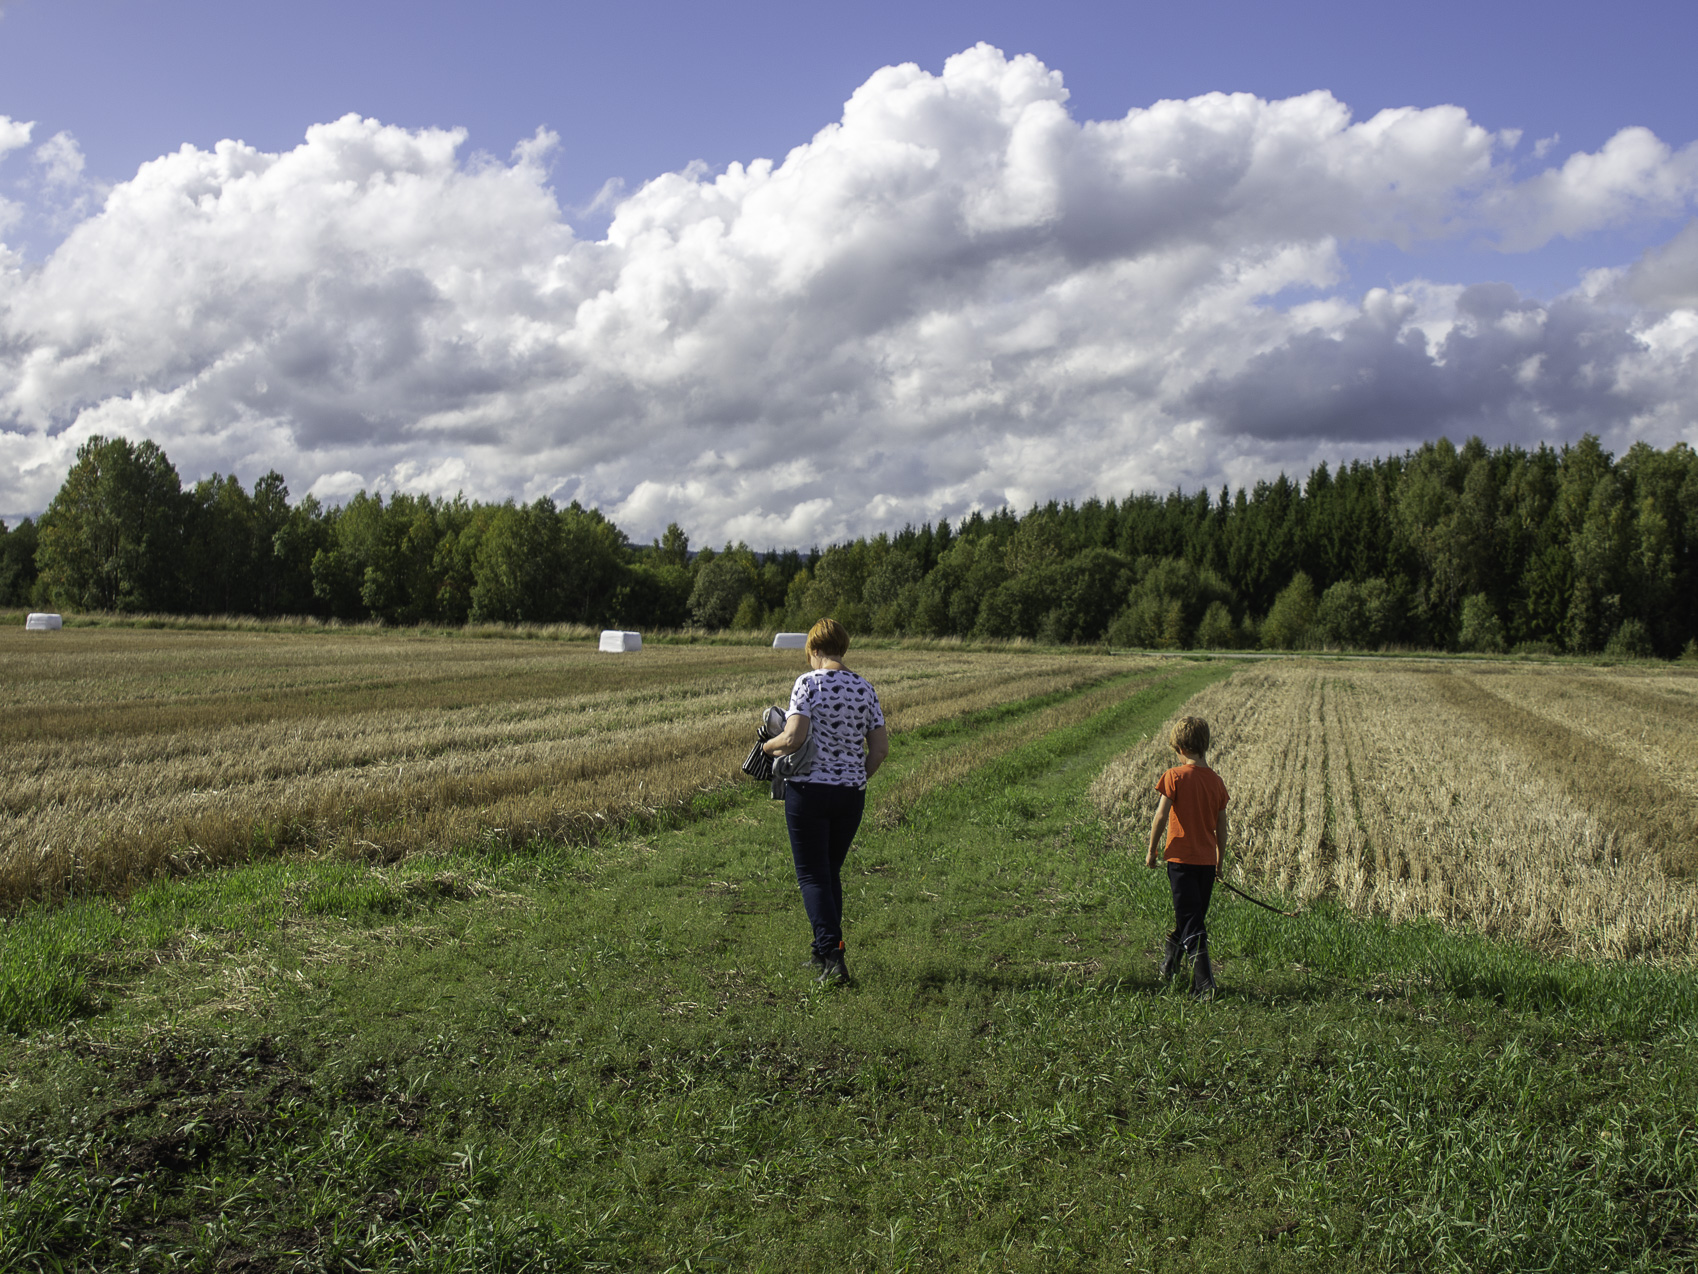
[{"xmin": 761, "ymin": 618, "xmax": 889, "ymax": 983}]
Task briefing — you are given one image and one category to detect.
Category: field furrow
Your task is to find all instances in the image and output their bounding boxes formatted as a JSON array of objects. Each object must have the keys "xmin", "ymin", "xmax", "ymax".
[
  {"xmin": 1092, "ymin": 661, "xmax": 1698, "ymax": 959},
  {"xmin": 0, "ymin": 628, "xmax": 1138, "ymax": 907}
]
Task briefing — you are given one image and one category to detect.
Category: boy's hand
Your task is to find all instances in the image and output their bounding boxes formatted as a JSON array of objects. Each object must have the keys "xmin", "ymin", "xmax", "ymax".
[{"xmin": 1145, "ymin": 849, "xmax": 1160, "ymax": 869}]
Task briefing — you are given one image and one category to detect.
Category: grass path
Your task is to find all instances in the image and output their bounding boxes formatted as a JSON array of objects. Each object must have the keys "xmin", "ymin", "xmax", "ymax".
[{"xmin": 2, "ymin": 660, "xmax": 1696, "ymax": 1271}]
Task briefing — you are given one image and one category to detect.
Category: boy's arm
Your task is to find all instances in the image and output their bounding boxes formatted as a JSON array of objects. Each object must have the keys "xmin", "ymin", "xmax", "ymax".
[
  {"xmin": 1214, "ymin": 809, "xmax": 1230, "ymax": 880},
  {"xmin": 1146, "ymin": 795, "xmax": 1172, "ymax": 869}
]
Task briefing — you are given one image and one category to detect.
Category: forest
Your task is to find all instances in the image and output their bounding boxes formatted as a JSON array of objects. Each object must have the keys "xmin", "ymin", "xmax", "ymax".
[{"xmin": 2, "ymin": 431, "xmax": 1695, "ymax": 656}]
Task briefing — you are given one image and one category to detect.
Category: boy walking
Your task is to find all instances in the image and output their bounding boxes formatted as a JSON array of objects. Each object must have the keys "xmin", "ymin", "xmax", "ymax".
[{"xmin": 1146, "ymin": 716, "xmax": 1230, "ymax": 999}]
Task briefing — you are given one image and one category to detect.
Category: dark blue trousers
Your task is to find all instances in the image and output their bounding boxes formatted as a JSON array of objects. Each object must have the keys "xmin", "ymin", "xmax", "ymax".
[
  {"xmin": 1167, "ymin": 862, "xmax": 1216, "ymax": 953},
  {"xmin": 783, "ymin": 781, "xmax": 865, "ymax": 957}
]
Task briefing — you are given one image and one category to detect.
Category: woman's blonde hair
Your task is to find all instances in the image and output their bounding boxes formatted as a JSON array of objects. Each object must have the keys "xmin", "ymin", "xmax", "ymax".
[
  {"xmin": 1170, "ymin": 716, "xmax": 1210, "ymax": 756},
  {"xmin": 806, "ymin": 617, "xmax": 850, "ymax": 659}
]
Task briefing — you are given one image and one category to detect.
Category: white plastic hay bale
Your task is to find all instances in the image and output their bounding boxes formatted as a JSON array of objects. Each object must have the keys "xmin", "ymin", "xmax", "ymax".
[
  {"xmin": 772, "ymin": 632, "xmax": 808, "ymax": 649},
  {"xmin": 599, "ymin": 630, "xmax": 642, "ymax": 652},
  {"xmin": 24, "ymin": 613, "xmax": 63, "ymax": 631}
]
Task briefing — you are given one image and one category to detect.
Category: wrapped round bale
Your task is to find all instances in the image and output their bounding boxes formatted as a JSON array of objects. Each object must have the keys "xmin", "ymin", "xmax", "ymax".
[
  {"xmin": 25, "ymin": 613, "xmax": 63, "ymax": 631},
  {"xmin": 599, "ymin": 630, "xmax": 642, "ymax": 652},
  {"xmin": 772, "ymin": 633, "xmax": 807, "ymax": 649}
]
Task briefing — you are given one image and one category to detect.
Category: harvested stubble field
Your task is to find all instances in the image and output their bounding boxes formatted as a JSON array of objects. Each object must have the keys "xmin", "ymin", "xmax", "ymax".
[
  {"xmin": 2, "ymin": 645, "xmax": 1697, "ymax": 1270},
  {"xmin": 1092, "ymin": 659, "xmax": 1698, "ymax": 960},
  {"xmin": 0, "ymin": 627, "xmax": 1135, "ymax": 909}
]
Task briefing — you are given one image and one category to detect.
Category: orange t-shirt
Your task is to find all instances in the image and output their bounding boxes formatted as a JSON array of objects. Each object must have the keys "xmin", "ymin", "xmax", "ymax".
[{"xmin": 1156, "ymin": 763, "xmax": 1229, "ymax": 865}]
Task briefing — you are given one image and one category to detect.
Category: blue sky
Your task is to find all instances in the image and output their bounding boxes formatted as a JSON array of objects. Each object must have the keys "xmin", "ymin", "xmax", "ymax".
[
  {"xmin": 1, "ymin": 0, "xmax": 1695, "ymax": 538},
  {"xmin": 5, "ymin": 0, "xmax": 1692, "ymax": 291}
]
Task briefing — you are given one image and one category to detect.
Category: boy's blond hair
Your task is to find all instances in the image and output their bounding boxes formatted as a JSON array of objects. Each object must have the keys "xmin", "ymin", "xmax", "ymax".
[
  {"xmin": 806, "ymin": 617, "xmax": 850, "ymax": 659},
  {"xmin": 1170, "ymin": 716, "xmax": 1210, "ymax": 756}
]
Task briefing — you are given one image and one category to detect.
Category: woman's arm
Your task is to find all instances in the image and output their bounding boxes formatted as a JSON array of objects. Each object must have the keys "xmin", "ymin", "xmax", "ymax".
[
  {"xmin": 763, "ymin": 713, "xmax": 811, "ymax": 757},
  {"xmin": 1146, "ymin": 794, "xmax": 1172, "ymax": 869},
  {"xmin": 864, "ymin": 725, "xmax": 890, "ymax": 778}
]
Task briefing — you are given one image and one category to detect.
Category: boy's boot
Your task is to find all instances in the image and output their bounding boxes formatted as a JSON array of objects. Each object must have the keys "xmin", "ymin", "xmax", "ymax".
[
  {"xmin": 1158, "ymin": 937, "xmax": 1184, "ymax": 980},
  {"xmin": 1190, "ymin": 938, "xmax": 1216, "ymax": 1001}
]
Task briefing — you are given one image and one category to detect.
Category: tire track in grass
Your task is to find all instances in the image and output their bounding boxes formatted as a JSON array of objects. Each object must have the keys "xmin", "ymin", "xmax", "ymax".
[
  {"xmin": 869, "ymin": 668, "xmax": 1185, "ymax": 830},
  {"xmin": 890, "ymin": 661, "xmax": 1243, "ymax": 831}
]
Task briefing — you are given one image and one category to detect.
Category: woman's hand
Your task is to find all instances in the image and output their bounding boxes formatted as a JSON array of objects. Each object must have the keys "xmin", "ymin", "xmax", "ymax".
[{"xmin": 763, "ymin": 713, "xmax": 810, "ymax": 757}]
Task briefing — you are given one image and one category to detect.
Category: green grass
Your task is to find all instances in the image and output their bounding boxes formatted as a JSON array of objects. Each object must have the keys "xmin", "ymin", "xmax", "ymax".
[{"xmin": 1, "ymin": 660, "xmax": 1694, "ymax": 1271}]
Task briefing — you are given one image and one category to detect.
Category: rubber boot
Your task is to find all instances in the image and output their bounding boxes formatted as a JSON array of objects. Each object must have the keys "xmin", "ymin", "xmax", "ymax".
[
  {"xmin": 816, "ymin": 941, "xmax": 849, "ymax": 985},
  {"xmin": 1190, "ymin": 938, "xmax": 1216, "ymax": 1001},
  {"xmin": 1158, "ymin": 937, "xmax": 1184, "ymax": 980}
]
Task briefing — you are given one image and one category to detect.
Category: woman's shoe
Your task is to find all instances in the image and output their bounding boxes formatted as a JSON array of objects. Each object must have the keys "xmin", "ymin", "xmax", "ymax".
[{"xmin": 816, "ymin": 942, "xmax": 849, "ymax": 984}]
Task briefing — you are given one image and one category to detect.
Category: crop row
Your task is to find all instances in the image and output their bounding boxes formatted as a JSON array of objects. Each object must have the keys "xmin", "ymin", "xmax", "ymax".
[
  {"xmin": 1092, "ymin": 661, "xmax": 1698, "ymax": 959},
  {"xmin": 0, "ymin": 628, "xmax": 1136, "ymax": 909}
]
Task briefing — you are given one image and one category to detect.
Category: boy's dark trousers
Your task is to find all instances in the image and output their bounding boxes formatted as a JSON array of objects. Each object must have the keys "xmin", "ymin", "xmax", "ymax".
[{"xmin": 1166, "ymin": 862, "xmax": 1215, "ymax": 953}]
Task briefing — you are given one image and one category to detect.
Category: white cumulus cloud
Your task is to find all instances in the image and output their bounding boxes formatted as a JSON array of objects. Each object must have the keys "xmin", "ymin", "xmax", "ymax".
[
  {"xmin": 0, "ymin": 114, "xmax": 34, "ymax": 237},
  {"xmin": 0, "ymin": 115, "xmax": 30, "ymax": 158},
  {"xmin": 1490, "ymin": 126, "xmax": 1698, "ymax": 250},
  {"xmin": 2, "ymin": 44, "xmax": 1697, "ymax": 541}
]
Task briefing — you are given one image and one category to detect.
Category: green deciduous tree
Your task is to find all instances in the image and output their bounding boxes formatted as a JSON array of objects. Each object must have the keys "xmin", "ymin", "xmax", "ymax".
[
  {"xmin": 1042, "ymin": 548, "xmax": 1135, "ymax": 644},
  {"xmin": 37, "ymin": 436, "xmax": 186, "ymax": 612},
  {"xmin": 1261, "ymin": 572, "xmax": 1318, "ymax": 650},
  {"xmin": 0, "ymin": 518, "xmax": 40, "ymax": 606},
  {"xmin": 1314, "ymin": 580, "xmax": 1367, "ymax": 649},
  {"xmin": 689, "ymin": 549, "xmax": 758, "ymax": 629},
  {"xmin": 611, "ymin": 562, "xmax": 693, "ymax": 630},
  {"xmin": 469, "ymin": 500, "xmax": 567, "ymax": 624},
  {"xmin": 974, "ymin": 572, "xmax": 1058, "ymax": 640},
  {"xmin": 863, "ymin": 548, "xmax": 922, "ymax": 635},
  {"xmin": 270, "ymin": 495, "xmax": 332, "ymax": 617},
  {"xmin": 1314, "ymin": 578, "xmax": 1404, "ymax": 649},
  {"xmin": 1195, "ymin": 601, "xmax": 1236, "ymax": 650},
  {"xmin": 310, "ymin": 492, "xmax": 386, "ymax": 621},
  {"xmin": 1565, "ymin": 470, "xmax": 1632, "ymax": 653},
  {"xmin": 654, "ymin": 522, "xmax": 690, "ymax": 567},
  {"xmin": 1105, "ymin": 557, "xmax": 1233, "ymax": 649},
  {"xmin": 557, "ymin": 502, "xmax": 630, "ymax": 625},
  {"xmin": 730, "ymin": 593, "xmax": 766, "ymax": 630},
  {"xmin": 1604, "ymin": 618, "xmax": 1654, "ymax": 658},
  {"xmin": 1458, "ymin": 593, "xmax": 1507, "ymax": 653}
]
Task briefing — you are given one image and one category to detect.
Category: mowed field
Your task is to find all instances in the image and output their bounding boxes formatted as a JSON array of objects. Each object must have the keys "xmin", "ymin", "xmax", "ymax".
[
  {"xmin": 2, "ymin": 632, "xmax": 1698, "ymax": 1270},
  {"xmin": 6, "ymin": 628, "xmax": 1698, "ymax": 960},
  {"xmin": 1095, "ymin": 661, "xmax": 1698, "ymax": 960},
  {"xmin": 0, "ymin": 628, "xmax": 1128, "ymax": 907}
]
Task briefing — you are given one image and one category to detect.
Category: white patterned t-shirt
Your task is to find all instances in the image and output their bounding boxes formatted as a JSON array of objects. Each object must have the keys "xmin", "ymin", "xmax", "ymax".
[{"xmin": 786, "ymin": 668, "xmax": 885, "ymax": 788}]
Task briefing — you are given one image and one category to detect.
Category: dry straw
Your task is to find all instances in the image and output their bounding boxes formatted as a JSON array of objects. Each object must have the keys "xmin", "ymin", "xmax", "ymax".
[
  {"xmin": 1090, "ymin": 661, "xmax": 1698, "ymax": 960},
  {"xmin": 0, "ymin": 628, "xmax": 1127, "ymax": 909}
]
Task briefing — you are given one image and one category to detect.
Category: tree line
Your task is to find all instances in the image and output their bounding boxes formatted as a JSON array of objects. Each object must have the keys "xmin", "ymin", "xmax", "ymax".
[{"xmin": 3, "ymin": 433, "xmax": 1695, "ymax": 657}]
